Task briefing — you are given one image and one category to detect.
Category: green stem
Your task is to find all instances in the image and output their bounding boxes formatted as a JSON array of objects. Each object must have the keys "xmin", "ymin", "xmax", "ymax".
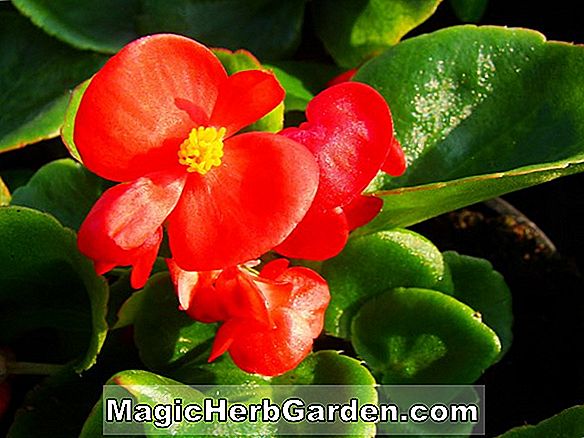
[{"xmin": 5, "ymin": 361, "xmax": 64, "ymax": 376}]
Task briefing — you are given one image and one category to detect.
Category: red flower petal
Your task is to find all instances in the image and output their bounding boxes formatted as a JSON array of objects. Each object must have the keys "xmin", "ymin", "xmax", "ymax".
[
  {"xmin": 281, "ymin": 82, "xmax": 394, "ymax": 210},
  {"xmin": 210, "ymin": 70, "xmax": 285, "ymax": 137},
  {"xmin": 381, "ymin": 136, "xmax": 407, "ymax": 176},
  {"xmin": 167, "ymin": 132, "xmax": 319, "ymax": 271},
  {"xmin": 343, "ymin": 195, "xmax": 383, "ymax": 230},
  {"xmin": 75, "ymin": 34, "xmax": 227, "ymax": 182},
  {"xmin": 128, "ymin": 228, "xmax": 163, "ymax": 289},
  {"xmin": 78, "ymin": 170, "xmax": 185, "ymax": 286},
  {"xmin": 264, "ymin": 264, "xmax": 330, "ymax": 338},
  {"xmin": 213, "ymin": 309, "xmax": 314, "ymax": 376},
  {"xmin": 276, "ymin": 206, "xmax": 349, "ymax": 260}
]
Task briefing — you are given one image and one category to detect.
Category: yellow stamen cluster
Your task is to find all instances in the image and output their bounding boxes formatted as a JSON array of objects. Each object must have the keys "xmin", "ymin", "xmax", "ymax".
[{"xmin": 178, "ymin": 126, "xmax": 226, "ymax": 174}]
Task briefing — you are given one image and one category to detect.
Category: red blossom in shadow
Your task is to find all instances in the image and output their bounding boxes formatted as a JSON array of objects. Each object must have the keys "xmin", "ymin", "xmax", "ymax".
[{"xmin": 168, "ymin": 259, "xmax": 330, "ymax": 376}]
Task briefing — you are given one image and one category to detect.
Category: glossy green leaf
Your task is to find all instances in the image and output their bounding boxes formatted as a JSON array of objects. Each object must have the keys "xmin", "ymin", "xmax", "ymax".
[
  {"xmin": 139, "ymin": 0, "xmax": 306, "ymax": 60},
  {"xmin": 443, "ymin": 251, "xmax": 513, "ymax": 358},
  {"xmin": 112, "ymin": 287, "xmax": 146, "ymax": 330},
  {"xmin": 322, "ymin": 229, "xmax": 453, "ymax": 339},
  {"xmin": 312, "ymin": 0, "xmax": 443, "ymax": 68},
  {"xmin": 10, "ymin": 159, "xmax": 104, "ymax": 230},
  {"xmin": 133, "ymin": 273, "xmax": 218, "ymax": 371},
  {"xmin": 0, "ymin": 207, "xmax": 108, "ymax": 371},
  {"xmin": 213, "ymin": 48, "xmax": 283, "ymax": 133},
  {"xmin": 0, "ymin": 177, "xmax": 10, "ymax": 205},
  {"xmin": 94, "ymin": 370, "xmax": 277, "ymax": 437},
  {"xmin": 265, "ymin": 61, "xmax": 342, "ymax": 112},
  {"xmin": 171, "ymin": 354, "xmax": 271, "ymax": 387},
  {"xmin": 0, "ymin": 11, "xmax": 106, "ymax": 153},
  {"xmin": 497, "ymin": 405, "xmax": 584, "ymax": 438},
  {"xmin": 61, "ymin": 79, "xmax": 89, "ymax": 162},
  {"xmin": 450, "ymin": 0, "xmax": 488, "ymax": 23},
  {"xmin": 352, "ymin": 287, "xmax": 501, "ymax": 384},
  {"xmin": 274, "ymin": 350, "xmax": 377, "ymax": 386},
  {"xmin": 356, "ymin": 26, "xmax": 584, "ymax": 229},
  {"xmin": 273, "ymin": 351, "xmax": 378, "ymax": 437},
  {"xmin": 12, "ymin": 0, "xmax": 140, "ymax": 53}
]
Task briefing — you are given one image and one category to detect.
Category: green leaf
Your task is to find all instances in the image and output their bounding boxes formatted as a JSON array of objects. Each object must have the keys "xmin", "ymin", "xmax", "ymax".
[
  {"xmin": 0, "ymin": 177, "xmax": 10, "ymax": 205},
  {"xmin": 0, "ymin": 11, "xmax": 106, "ymax": 153},
  {"xmin": 133, "ymin": 273, "xmax": 218, "ymax": 371},
  {"xmin": 0, "ymin": 206, "xmax": 108, "ymax": 372},
  {"xmin": 265, "ymin": 61, "xmax": 342, "ymax": 112},
  {"xmin": 497, "ymin": 405, "xmax": 584, "ymax": 438},
  {"xmin": 96, "ymin": 370, "xmax": 278, "ymax": 437},
  {"xmin": 61, "ymin": 79, "xmax": 89, "ymax": 162},
  {"xmin": 273, "ymin": 351, "xmax": 378, "ymax": 437},
  {"xmin": 450, "ymin": 0, "xmax": 488, "ymax": 23},
  {"xmin": 139, "ymin": 0, "xmax": 307, "ymax": 60},
  {"xmin": 443, "ymin": 251, "xmax": 513, "ymax": 358},
  {"xmin": 352, "ymin": 287, "xmax": 501, "ymax": 384},
  {"xmin": 10, "ymin": 159, "xmax": 105, "ymax": 230},
  {"xmin": 12, "ymin": 0, "xmax": 140, "ymax": 53},
  {"xmin": 356, "ymin": 26, "xmax": 584, "ymax": 229},
  {"xmin": 312, "ymin": 0, "xmax": 443, "ymax": 68},
  {"xmin": 274, "ymin": 350, "xmax": 377, "ymax": 386},
  {"xmin": 322, "ymin": 229, "xmax": 453, "ymax": 339},
  {"xmin": 213, "ymin": 48, "xmax": 284, "ymax": 133}
]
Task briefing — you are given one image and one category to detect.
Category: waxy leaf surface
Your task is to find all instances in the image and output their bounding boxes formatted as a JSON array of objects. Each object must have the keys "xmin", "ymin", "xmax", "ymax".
[
  {"xmin": 443, "ymin": 251, "xmax": 513, "ymax": 358},
  {"xmin": 312, "ymin": 0, "xmax": 443, "ymax": 68},
  {"xmin": 0, "ymin": 11, "xmax": 105, "ymax": 153},
  {"xmin": 356, "ymin": 26, "xmax": 584, "ymax": 229},
  {"xmin": 352, "ymin": 287, "xmax": 501, "ymax": 384},
  {"xmin": 0, "ymin": 207, "xmax": 108, "ymax": 371},
  {"xmin": 322, "ymin": 229, "xmax": 453, "ymax": 338},
  {"xmin": 11, "ymin": 159, "xmax": 105, "ymax": 230}
]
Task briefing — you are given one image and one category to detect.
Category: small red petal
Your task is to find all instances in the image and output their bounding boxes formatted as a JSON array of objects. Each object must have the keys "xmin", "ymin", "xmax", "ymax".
[
  {"xmin": 268, "ymin": 266, "xmax": 330, "ymax": 338},
  {"xmin": 129, "ymin": 228, "xmax": 163, "ymax": 289},
  {"xmin": 166, "ymin": 258, "xmax": 200, "ymax": 311},
  {"xmin": 216, "ymin": 268, "xmax": 273, "ymax": 327},
  {"xmin": 259, "ymin": 258, "xmax": 291, "ymax": 280},
  {"xmin": 78, "ymin": 170, "xmax": 185, "ymax": 286},
  {"xmin": 381, "ymin": 136, "xmax": 407, "ymax": 176},
  {"xmin": 167, "ymin": 132, "xmax": 319, "ymax": 271},
  {"xmin": 210, "ymin": 70, "xmax": 284, "ymax": 137},
  {"xmin": 343, "ymin": 195, "xmax": 383, "ymax": 230},
  {"xmin": 75, "ymin": 34, "xmax": 227, "ymax": 181},
  {"xmin": 276, "ymin": 206, "xmax": 349, "ymax": 260},
  {"xmin": 281, "ymin": 82, "xmax": 393, "ymax": 210},
  {"xmin": 225, "ymin": 309, "xmax": 314, "ymax": 376},
  {"xmin": 209, "ymin": 320, "xmax": 237, "ymax": 362}
]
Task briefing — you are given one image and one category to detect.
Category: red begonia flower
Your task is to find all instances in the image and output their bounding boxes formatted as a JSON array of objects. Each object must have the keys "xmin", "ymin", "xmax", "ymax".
[
  {"xmin": 275, "ymin": 82, "xmax": 406, "ymax": 260},
  {"xmin": 169, "ymin": 259, "xmax": 329, "ymax": 376},
  {"xmin": 74, "ymin": 34, "xmax": 319, "ymax": 287}
]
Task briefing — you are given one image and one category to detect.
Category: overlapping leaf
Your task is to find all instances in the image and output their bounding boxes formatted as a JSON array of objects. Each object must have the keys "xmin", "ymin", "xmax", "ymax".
[
  {"xmin": 0, "ymin": 11, "xmax": 105, "ymax": 153},
  {"xmin": 322, "ymin": 229, "xmax": 453, "ymax": 338},
  {"xmin": 356, "ymin": 26, "xmax": 584, "ymax": 230},
  {"xmin": 312, "ymin": 0, "xmax": 443, "ymax": 68},
  {"xmin": 0, "ymin": 207, "xmax": 108, "ymax": 371},
  {"xmin": 352, "ymin": 287, "xmax": 501, "ymax": 384}
]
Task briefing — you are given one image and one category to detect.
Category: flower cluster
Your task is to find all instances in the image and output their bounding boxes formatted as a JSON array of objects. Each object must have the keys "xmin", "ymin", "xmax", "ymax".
[{"xmin": 73, "ymin": 34, "xmax": 404, "ymax": 376}]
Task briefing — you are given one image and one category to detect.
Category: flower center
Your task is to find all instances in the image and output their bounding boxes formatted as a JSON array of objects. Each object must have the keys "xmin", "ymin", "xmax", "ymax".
[{"xmin": 178, "ymin": 126, "xmax": 226, "ymax": 174}]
